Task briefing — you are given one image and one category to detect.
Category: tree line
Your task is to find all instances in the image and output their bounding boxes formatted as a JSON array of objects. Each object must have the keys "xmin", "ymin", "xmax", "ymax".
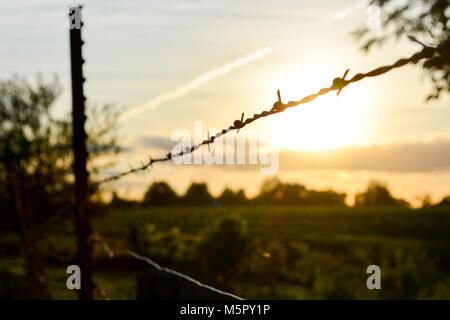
[{"xmin": 110, "ymin": 178, "xmax": 449, "ymax": 208}]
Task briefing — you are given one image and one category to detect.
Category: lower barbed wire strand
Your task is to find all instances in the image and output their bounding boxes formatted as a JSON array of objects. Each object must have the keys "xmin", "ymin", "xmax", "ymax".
[
  {"xmin": 92, "ymin": 234, "xmax": 243, "ymax": 300},
  {"xmin": 128, "ymin": 251, "xmax": 244, "ymax": 300}
]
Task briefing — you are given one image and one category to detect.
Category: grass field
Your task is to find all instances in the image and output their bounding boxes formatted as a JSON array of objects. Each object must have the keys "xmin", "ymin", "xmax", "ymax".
[{"xmin": 2, "ymin": 205, "xmax": 450, "ymax": 299}]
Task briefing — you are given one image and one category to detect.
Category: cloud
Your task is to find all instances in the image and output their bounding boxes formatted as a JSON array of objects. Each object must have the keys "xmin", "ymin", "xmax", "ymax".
[
  {"xmin": 139, "ymin": 136, "xmax": 178, "ymax": 151},
  {"xmin": 139, "ymin": 134, "xmax": 268, "ymax": 153},
  {"xmin": 278, "ymin": 141, "xmax": 450, "ymax": 172},
  {"xmin": 136, "ymin": 136, "xmax": 450, "ymax": 172},
  {"xmin": 212, "ymin": 141, "xmax": 450, "ymax": 172}
]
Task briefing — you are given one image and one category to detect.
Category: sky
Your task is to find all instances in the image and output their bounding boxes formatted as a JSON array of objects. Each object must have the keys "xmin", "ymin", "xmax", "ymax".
[{"xmin": 1, "ymin": 0, "xmax": 449, "ymax": 205}]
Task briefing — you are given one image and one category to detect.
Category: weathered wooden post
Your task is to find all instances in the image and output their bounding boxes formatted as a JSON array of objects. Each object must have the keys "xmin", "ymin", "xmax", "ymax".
[{"xmin": 69, "ymin": 6, "xmax": 94, "ymax": 300}]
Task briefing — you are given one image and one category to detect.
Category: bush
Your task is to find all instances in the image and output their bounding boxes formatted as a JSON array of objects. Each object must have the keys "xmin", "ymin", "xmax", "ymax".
[{"xmin": 197, "ymin": 216, "xmax": 250, "ymax": 279}]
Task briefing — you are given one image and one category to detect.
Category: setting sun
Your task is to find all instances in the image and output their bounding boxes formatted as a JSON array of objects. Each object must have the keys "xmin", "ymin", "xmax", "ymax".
[{"xmin": 272, "ymin": 74, "xmax": 367, "ymax": 151}]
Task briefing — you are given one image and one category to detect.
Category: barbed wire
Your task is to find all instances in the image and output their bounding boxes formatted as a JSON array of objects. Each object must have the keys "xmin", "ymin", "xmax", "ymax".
[
  {"xmin": 92, "ymin": 233, "xmax": 243, "ymax": 300},
  {"xmin": 129, "ymin": 251, "xmax": 243, "ymax": 300},
  {"xmin": 99, "ymin": 36, "xmax": 450, "ymax": 184}
]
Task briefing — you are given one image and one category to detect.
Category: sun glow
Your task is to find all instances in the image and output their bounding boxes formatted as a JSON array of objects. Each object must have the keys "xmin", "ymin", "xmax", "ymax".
[{"xmin": 271, "ymin": 71, "xmax": 367, "ymax": 151}]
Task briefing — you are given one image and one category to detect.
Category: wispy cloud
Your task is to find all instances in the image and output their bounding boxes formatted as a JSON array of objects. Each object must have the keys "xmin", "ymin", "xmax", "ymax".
[
  {"xmin": 229, "ymin": 141, "xmax": 450, "ymax": 172},
  {"xmin": 134, "ymin": 137, "xmax": 450, "ymax": 172},
  {"xmin": 118, "ymin": 46, "xmax": 272, "ymax": 123}
]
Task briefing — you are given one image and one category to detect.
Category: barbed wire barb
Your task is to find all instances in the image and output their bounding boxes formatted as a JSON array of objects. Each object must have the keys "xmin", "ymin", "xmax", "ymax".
[{"xmin": 236, "ymin": 112, "xmax": 245, "ymax": 134}]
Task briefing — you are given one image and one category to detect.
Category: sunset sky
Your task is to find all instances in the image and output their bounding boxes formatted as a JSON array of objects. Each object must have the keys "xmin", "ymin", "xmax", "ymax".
[{"xmin": 2, "ymin": 0, "xmax": 450, "ymax": 205}]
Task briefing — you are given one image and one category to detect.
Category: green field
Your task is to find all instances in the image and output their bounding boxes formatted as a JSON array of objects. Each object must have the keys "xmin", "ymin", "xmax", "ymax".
[{"xmin": 2, "ymin": 205, "xmax": 450, "ymax": 299}]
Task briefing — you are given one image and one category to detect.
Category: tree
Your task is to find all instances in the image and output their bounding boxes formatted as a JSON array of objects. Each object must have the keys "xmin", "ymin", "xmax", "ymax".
[
  {"xmin": 255, "ymin": 178, "xmax": 347, "ymax": 206},
  {"xmin": 217, "ymin": 187, "xmax": 247, "ymax": 205},
  {"xmin": 304, "ymin": 189, "xmax": 347, "ymax": 206},
  {"xmin": 355, "ymin": 0, "xmax": 450, "ymax": 100},
  {"xmin": 435, "ymin": 195, "xmax": 450, "ymax": 206},
  {"xmin": 416, "ymin": 193, "xmax": 432, "ymax": 207},
  {"xmin": 354, "ymin": 181, "xmax": 409, "ymax": 207},
  {"xmin": 256, "ymin": 178, "xmax": 306, "ymax": 205},
  {"xmin": 0, "ymin": 76, "xmax": 69, "ymax": 298},
  {"xmin": 0, "ymin": 76, "xmax": 119, "ymax": 298},
  {"xmin": 182, "ymin": 182, "xmax": 213, "ymax": 206},
  {"xmin": 142, "ymin": 181, "xmax": 178, "ymax": 206}
]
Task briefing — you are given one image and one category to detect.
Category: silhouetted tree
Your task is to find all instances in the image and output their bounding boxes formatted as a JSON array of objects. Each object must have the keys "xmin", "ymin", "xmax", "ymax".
[
  {"xmin": 305, "ymin": 190, "xmax": 347, "ymax": 206},
  {"xmin": 0, "ymin": 76, "xmax": 68, "ymax": 298},
  {"xmin": 142, "ymin": 181, "xmax": 178, "ymax": 206},
  {"xmin": 435, "ymin": 195, "xmax": 450, "ymax": 206},
  {"xmin": 354, "ymin": 181, "xmax": 409, "ymax": 207},
  {"xmin": 235, "ymin": 189, "xmax": 247, "ymax": 204},
  {"xmin": 217, "ymin": 187, "xmax": 247, "ymax": 205},
  {"xmin": 182, "ymin": 182, "xmax": 213, "ymax": 206},
  {"xmin": 0, "ymin": 76, "xmax": 119, "ymax": 298},
  {"xmin": 355, "ymin": 0, "xmax": 450, "ymax": 100},
  {"xmin": 255, "ymin": 178, "xmax": 346, "ymax": 206},
  {"xmin": 256, "ymin": 178, "xmax": 306, "ymax": 205},
  {"xmin": 416, "ymin": 193, "xmax": 432, "ymax": 208}
]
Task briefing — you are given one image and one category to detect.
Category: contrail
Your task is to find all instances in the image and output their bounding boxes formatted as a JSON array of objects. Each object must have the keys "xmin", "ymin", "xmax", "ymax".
[
  {"xmin": 118, "ymin": 46, "xmax": 272, "ymax": 123},
  {"xmin": 118, "ymin": 0, "xmax": 366, "ymax": 124},
  {"xmin": 326, "ymin": 0, "xmax": 367, "ymax": 22}
]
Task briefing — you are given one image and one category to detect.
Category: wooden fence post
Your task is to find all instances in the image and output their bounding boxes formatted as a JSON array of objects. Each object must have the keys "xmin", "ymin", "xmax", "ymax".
[{"xmin": 69, "ymin": 6, "xmax": 94, "ymax": 300}]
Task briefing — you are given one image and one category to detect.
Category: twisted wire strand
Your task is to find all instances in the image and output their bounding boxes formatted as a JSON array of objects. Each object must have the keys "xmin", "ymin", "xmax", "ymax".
[
  {"xmin": 129, "ymin": 251, "xmax": 244, "ymax": 300},
  {"xmin": 99, "ymin": 36, "xmax": 447, "ymax": 184},
  {"xmin": 92, "ymin": 233, "xmax": 243, "ymax": 300}
]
